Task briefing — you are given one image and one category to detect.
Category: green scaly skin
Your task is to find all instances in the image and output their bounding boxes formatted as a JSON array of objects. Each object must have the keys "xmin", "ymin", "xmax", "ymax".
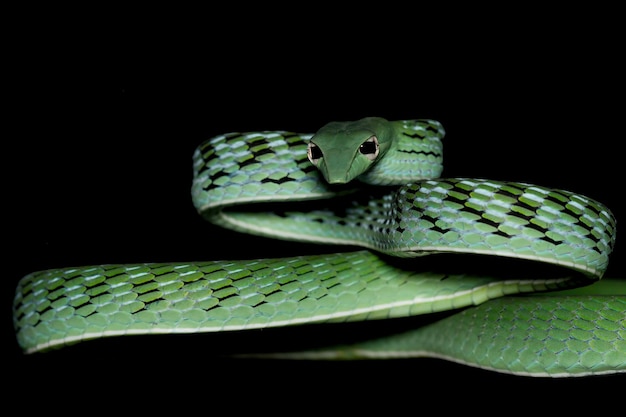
[{"xmin": 12, "ymin": 117, "xmax": 625, "ymax": 377}]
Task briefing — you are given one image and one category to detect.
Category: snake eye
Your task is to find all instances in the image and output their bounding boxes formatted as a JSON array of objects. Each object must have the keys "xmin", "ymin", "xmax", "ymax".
[
  {"xmin": 359, "ymin": 136, "xmax": 379, "ymax": 161},
  {"xmin": 307, "ymin": 142, "xmax": 323, "ymax": 165}
]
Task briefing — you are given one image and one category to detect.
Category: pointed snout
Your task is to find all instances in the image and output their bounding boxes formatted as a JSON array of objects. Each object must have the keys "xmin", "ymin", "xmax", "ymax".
[{"xmin": 323, "ymin": 166, "xmax": 351, "ymax": 184}]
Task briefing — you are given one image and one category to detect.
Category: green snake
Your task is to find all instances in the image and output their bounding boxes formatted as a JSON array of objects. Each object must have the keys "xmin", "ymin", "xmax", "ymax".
[{"xmin": 13, "ymin": 117, "xmax": 625, "ymax": 378}]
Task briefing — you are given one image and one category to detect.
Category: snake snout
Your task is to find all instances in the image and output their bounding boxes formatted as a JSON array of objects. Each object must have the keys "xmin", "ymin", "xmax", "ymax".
[
  {"xmin": 322, "ymin": 166, "xmax": 352, "ymax": 185},
  {"xmin": 326, "ymin": 176, "xmax": 350, "ymax": 185}
]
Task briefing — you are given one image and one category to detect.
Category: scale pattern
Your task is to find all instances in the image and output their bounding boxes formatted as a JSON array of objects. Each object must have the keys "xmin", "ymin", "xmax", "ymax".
[
  {"xmin": 12, "ymin": 117, "xmax": 625, "ymax": 376},
  {"xmin": 12, "ymin": 251, "xmax": 573, "ymax": 353},
  {"xmin": 191, "ymin": 124, "xmax": 616, "ymax": 276},
  {"xmin": 192, "ymin": 130, "xmax": 322, "ymax": 211},
  {"xmin": 310, "ymin": 295, "xmax": 626, "ymax": 377}
]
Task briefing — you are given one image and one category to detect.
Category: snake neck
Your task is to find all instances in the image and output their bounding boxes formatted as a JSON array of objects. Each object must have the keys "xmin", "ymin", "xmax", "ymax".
[{"xmin": 358, "ymin": 119, "xmax": 445, "ymax": 186}]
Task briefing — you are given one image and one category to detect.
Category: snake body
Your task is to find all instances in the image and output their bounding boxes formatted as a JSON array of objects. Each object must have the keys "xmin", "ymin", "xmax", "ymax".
[{"xmin": 13, "ymin": 117, "xmax": 625, "ymax": 377}]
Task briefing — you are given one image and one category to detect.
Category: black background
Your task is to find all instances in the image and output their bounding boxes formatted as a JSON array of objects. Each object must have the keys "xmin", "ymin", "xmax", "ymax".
[{"xmin": 5, "ymin": 12, "xmax": 625, "ymax": 409}]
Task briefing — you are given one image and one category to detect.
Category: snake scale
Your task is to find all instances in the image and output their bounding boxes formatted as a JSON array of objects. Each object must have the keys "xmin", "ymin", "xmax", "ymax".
[{"xmin": 13, "ymin": 117, "xmax": 625, "ymax": 377}]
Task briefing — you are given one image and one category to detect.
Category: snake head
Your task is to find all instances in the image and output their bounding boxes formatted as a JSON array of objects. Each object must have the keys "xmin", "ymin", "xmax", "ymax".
[{"xmin": 307, "ymin": 117, "xmax": 394, "ymax": 184}]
